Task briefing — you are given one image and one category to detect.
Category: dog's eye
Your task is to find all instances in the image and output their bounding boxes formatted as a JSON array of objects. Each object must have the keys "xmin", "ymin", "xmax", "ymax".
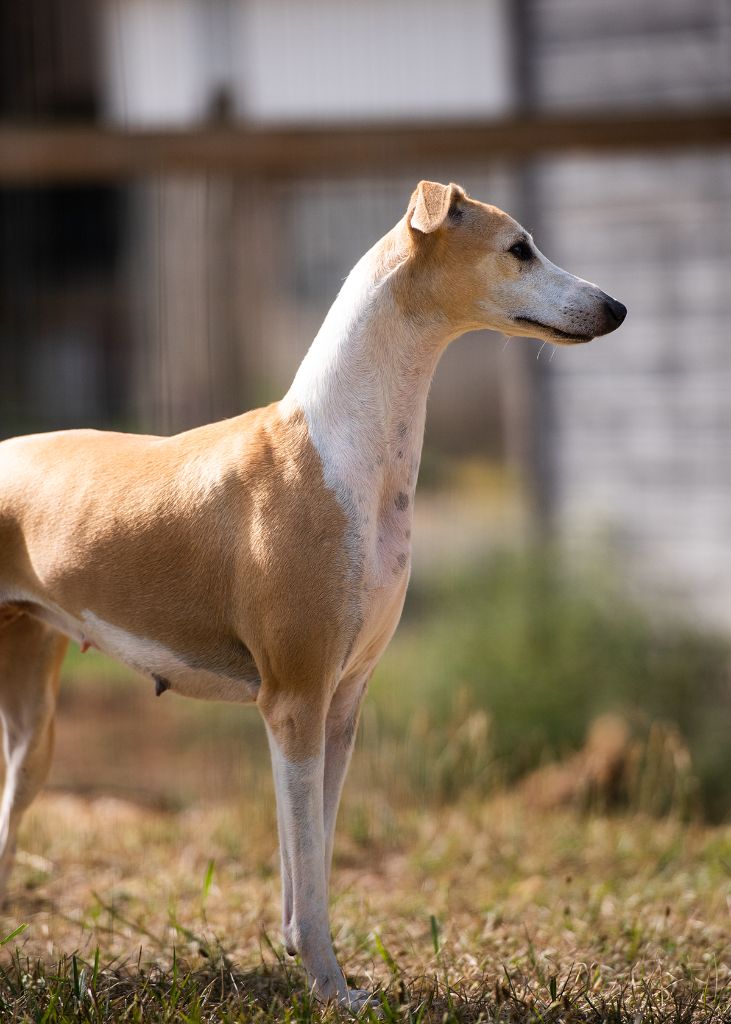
[
  {"xmin": 508, "ymin": 240, "xmax": 533, "ymax": 262},
  {"xmin": 448, "ymin": 198, "xmax": 463, "ymax": 222}
]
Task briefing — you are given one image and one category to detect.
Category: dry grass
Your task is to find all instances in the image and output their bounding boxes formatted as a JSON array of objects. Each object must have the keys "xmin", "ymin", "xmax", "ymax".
[
  {"xmin": 2, "ymin": 558, "xmax": 730, "ymax": 1023},
  {"xmin": 2, "ymin": 784, "xmax": 731, "ymax": 1021}
]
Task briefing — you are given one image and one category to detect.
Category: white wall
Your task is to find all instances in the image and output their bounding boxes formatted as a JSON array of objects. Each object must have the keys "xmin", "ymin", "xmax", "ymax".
[
  {"xmin": 232, "ymin": 0, "xmax": 512, "ymax": 123},
  {"xmin": 99, "ymin": 0, "xmax": 512, "ymax": 126},
  {"xmin": 540, "ymin": 152, "xmax": 731, "ymax": 627},
  {"xmin": 100, "ymin": 0, "xmax": 237, "ymax": 125}
]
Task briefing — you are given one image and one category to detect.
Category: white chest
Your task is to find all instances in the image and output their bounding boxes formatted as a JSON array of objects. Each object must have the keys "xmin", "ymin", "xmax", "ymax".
[
  {"xmin": 362, "ymin": 459, "xmax": 416, "ymax": 589},
  {"xmin": 344, "ymin": 553, "xmax": 410, "ymax": 682},
  {"xmin": 340, "ymin": 451, "xmax": 417, "ymax": 678},
  {"xmin": 280, "ymin": 250, "xmax": 437, "ymax": 680}
]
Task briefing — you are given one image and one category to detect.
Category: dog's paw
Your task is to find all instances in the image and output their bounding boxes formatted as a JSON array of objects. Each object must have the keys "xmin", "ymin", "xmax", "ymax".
[
  {"xmin": 341, "ymin": 987, "xmax": 379, "ymax": 1015},
  {"xmin": 283, "ymin": 926, "xmax": 297, "ymax": 957}
]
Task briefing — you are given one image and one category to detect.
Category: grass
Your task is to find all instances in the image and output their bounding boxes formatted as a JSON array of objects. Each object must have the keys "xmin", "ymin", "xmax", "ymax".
[
  {"xmin": 373, "ymin": 550, "xmax": 731, "ymax": 818},
  {"xmin": 2, "ymin": 547, "xmax": 731, "ymax": 1020},
  {"xmin": 2, "ymin": 792, "xmax": 731, "ymax": 1021}
]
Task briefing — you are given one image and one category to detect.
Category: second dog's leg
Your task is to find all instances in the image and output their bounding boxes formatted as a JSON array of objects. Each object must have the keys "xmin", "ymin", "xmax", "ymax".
[{"xmin": 0, "ymin": 612, "xmax": 67, "ymax": 897}]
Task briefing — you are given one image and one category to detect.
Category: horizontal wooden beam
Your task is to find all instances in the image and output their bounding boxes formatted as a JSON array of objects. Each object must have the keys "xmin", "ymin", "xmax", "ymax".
[{"xmin": 0, "ymin": 108, "xmax": 729, "ymax": 183}]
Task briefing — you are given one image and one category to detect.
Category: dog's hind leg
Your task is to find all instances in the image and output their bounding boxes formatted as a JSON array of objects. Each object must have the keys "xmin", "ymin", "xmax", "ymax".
[{"xmin": 0, "ymin": 610, "xmax": 67, "ymax": 897}]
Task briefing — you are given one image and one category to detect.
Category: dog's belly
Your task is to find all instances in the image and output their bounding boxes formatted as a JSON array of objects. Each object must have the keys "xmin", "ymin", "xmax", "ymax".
[
  {"xmin": 79, "ymin": 611, "xmax": 261, "ymax": 703},
  {"xmin": 0, "ymin": 598, "xmax": 260, "ymax": 704}
]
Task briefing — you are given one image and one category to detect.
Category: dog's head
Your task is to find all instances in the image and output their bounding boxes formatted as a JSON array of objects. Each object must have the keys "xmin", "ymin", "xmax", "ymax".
[{"xmin": 401, "ymin": 180, "xmax": 626, "ymax": 344}]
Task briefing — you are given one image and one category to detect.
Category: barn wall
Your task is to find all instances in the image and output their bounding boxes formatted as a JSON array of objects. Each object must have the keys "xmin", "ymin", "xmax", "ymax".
[{"xmin": 534, "ymin": 1, "xmax": 731, "ymax": 624}]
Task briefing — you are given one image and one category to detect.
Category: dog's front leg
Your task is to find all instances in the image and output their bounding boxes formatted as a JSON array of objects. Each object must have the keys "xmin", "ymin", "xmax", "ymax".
[
  {"xmin": 273, "ymin": 781, "xmax": 295, "ymax": 956},
  {"xmin": 275, "ymin": 674, "xmax": 368, "ymax": 956},
  {"xmin": 263, "ymin": 701, "xmax": 372, "ymax": 1010},
  {"xmin": 323, "ymin": 674, "xmax": 369, "ymax": 889}
]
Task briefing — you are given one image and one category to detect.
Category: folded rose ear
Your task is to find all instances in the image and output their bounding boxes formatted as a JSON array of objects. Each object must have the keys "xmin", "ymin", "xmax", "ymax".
[{"xmin": 408, "ymin": 181, "xmax": 465, "ymax": 234}]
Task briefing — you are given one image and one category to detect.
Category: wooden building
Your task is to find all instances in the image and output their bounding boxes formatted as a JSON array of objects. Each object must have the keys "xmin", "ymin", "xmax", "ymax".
[
  {"xmin": 530, "ymin": 0, "xmax": 731, "ymax": 624},
  {"xmin": 0, "ymin": 0, "xmax": 730, "ymax": 624}
]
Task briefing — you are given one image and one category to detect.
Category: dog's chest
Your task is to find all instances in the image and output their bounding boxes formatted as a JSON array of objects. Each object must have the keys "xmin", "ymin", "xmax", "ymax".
[
  {"xmin": 342, "ymin": 463, "xmax": 415, "ymax": 676},
  {"xmin": 351, "ymin": 442, "xmax": 415, "ymax": 585},
  {"xmin": 292, "ymin": 384, "xmax": 425, "ymax": 676},
  {"xmin": 349, "ymin": 564, "xmax": 409, "ymax": 678}
]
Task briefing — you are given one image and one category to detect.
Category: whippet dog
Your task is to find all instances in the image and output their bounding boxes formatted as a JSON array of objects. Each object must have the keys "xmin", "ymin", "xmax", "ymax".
[{"xmin": 0, "ymin": 181, "xmax": 626, "ymax": 1007}]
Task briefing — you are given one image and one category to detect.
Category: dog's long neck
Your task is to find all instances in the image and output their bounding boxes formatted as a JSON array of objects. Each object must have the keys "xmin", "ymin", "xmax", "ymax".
[{"xmin": 282, "ymin": 225, "xmax": 453, "ymax": 581}]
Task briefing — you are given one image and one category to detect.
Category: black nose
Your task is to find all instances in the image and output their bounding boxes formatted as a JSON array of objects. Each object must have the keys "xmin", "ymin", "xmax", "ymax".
[{"xmin": 604, "ymin": 296, "xmax": 627, "ymax": 327}]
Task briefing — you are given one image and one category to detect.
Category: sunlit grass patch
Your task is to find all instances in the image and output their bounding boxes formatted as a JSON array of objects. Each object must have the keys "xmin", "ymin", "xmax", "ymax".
[
  {"xmin": 2, "ymin": 794, "xmax": 731, "ymax": 1021},
  {"xmin": 1, "ymin": 950, "xmax": 729, "ymax": 1023}
]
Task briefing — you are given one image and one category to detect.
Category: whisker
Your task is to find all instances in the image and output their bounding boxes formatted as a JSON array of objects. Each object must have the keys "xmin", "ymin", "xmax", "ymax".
[{"xmin": 537, "ymin": 342, "xmax": 547, "ymax": 361}]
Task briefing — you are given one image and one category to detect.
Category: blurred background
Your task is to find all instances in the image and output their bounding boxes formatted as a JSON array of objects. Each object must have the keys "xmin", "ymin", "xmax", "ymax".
[{"xmin": 1, "ymin": 0, "xmax": 731, "ymax": 822}]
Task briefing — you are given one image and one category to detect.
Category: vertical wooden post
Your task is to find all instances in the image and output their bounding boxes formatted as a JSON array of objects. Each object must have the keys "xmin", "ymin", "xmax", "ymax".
[{"xmin": 501, "ymin": 0, "xmax": 555, "ymax": 533}]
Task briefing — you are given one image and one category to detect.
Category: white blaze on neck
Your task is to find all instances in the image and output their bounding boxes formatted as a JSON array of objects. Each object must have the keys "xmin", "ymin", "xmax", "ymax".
[{"xmin": 281, "ymin": 229, "xmax": 447, "ymax": 589}]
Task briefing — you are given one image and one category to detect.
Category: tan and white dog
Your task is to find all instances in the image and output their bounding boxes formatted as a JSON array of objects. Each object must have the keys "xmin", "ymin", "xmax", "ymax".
[{"xmin": 0, "ymin": 181, "xmax": 625, "ymax": 1007}]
